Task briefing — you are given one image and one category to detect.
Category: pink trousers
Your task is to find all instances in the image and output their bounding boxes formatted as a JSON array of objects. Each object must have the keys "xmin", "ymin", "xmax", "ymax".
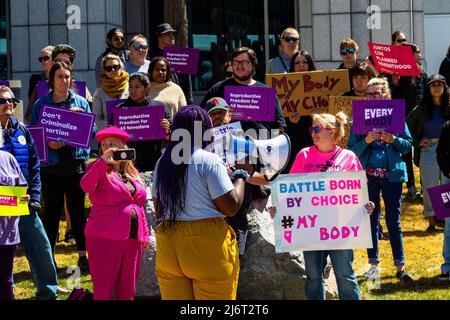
[{"xmin": 86, "ymin": 237, "xmax": 142, "ymax": 300}]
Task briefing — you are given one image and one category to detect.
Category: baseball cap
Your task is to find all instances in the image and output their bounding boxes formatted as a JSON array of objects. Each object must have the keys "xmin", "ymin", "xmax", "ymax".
[
  {"xmin": 426, "ymin": 73, "xmax": 446, "ymax": 86},
  {"xmin": 205, "ymin": 97, "xmax": 230, "ymax": 113}
]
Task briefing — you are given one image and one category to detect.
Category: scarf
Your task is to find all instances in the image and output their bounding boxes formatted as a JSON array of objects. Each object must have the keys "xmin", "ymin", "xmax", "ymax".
[{"xmin": 101, "ymin": 71, "xmax": 129, "ymax": 98}]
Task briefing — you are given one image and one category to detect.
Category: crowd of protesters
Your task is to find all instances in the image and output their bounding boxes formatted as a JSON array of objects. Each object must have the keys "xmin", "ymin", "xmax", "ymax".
[{"xmin": 1, "ymin": 22, "xmax": 450, "ymax": 301}]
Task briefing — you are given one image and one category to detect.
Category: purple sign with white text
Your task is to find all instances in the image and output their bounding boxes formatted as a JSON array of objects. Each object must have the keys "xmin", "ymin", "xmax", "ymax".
[
  {"xmin": 37, "ymin": 80, "xmax": 87, "ymax": 99},
  {"xmin": 112, "ymin": 106, "xmax": 166, "ymax": 141},
  {"xmin": 163, "ymin": 47, "xmax": 200, "ymax": 75},
  {"xmin": 0, "ymin": 81, "xmax": 10, "ymax": 87},
  {"xmin": 27, "ymin": 126, "xmax": 48, "ymax": 164},
  {"xmin": 224, "ymin": 86, "xmax": 276, "ymax": 122},
  {"xmin": 106, "ymin": 99, "xmax": 127, "ymax": 124},
  {"xmin": 38, "ymin": 105, "xmax": 95, "ymax": 148},
  {"xmin": 352, "ymin": 99, "xmax": 405, "ymax": 134},
  {"xmin": 427, "ymin": 183, "xmax": 450, "ymax": 219}
]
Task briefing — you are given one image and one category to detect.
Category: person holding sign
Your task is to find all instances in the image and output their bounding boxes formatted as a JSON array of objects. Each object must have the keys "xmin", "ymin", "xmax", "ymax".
[
  {"xmin": 30, "ymin": 61, "xmax": 95, "ymax": 274},
  {"xmin": 116, "ymin": 72, "xmax": 172, "ymax": 172},
  {"xmin": 80, "ymin": 126, "xmax": 150, "ymax": 300},
  {"xmin": 407, "ymin": 74, "xmax": 450, "ymax": 232},
  {"xmin": 0, "ymin": 136, "xmax": 29, "ymax": 300},
  {"xmin": 348, "ymin": 77, "xmax": 414, "ymax": 284},
  {"xmin": 93, "ymin": 54, "xmax": 129, "ymax": 130},
  {"xmin": 288, "ymin": 111, "xmax": 374, "ymax": 300},
  {"xmin": 436, "ymin": 120, "xmax": 450, "ymax": 280},
  {"xmin": 152, "ymin": 106, "xmax": 247, "ymax": 300},
  {"xmin": 266, "ymin": 27, "xmax": 300, "ymax": 74},
  {"xmin": 0, "ymin": 86, "xmax": 58, "ymax": 299},
  {"xmin": 148, "ymin": 56, "xmax": 187, "ymax": 119}
]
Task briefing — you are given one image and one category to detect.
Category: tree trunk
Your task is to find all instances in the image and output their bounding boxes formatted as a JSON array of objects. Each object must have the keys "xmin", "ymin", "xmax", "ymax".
[{"xmin": 164, "ymin": 0, "xmax": 188, "ymax": 48}]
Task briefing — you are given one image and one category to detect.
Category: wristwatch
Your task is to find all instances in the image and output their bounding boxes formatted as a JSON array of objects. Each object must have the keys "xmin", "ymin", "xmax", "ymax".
[{"xmin": 231, "ymin": 169, "xmax": 250, "ymax": 182}]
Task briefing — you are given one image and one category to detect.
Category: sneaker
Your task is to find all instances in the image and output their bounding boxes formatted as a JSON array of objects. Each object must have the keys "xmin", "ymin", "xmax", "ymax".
[
  {"xmin": 426, "ymin": 225, "xmax": 438, "ymax": 233},
  {"xmin": 396, "ymin": 270, "xmax": 414, "ymax": 284},
  {"xmin": 64, "ymin": 230, "xmax": 76, "ymax": 244},
  {"xmin": 438, "ymin": 272, "xmax": 450, "ymax": 281},
  {"xmin": 363, "ymin": 265, "xmax": 380, "ymax": 279},
  {"xmin": 78, "ymin": 256, "xmax": 90, "ymax": 274}
]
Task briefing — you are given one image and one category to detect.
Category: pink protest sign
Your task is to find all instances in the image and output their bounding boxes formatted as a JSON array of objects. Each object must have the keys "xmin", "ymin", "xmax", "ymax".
[
  {"xmin": 0, "ymin": 195, "xmax": 17, "ymax": 206},
  {"xmin": 427, "ymin": 183, "xmax": 450, "ymax": 220},
  {"xmin": 368, "ymin": 42, "xmax": 420, "ymax": 76},
  {"xmin": 112, "ymin": 106, "xmax": 166, "ymax": 141},
  {"xmin": 270, "ymin": 171, "xmax": 372, "ymax": 253}
]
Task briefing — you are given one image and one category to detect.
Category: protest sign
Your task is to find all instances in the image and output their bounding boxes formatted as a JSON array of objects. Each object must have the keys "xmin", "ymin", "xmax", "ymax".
[
  {"xmin": 206, "ymin": 122, "xmax": 244, "ymax": 165},
  {"xmin": 270, "ymin": 171, "xmax": 372, "ymax": 252},
  {"xmin": 328, "ymin": 95, "xmax": 366, "ymax": 148},
  {"xmin": 427, "ymin": 183, "xmax": 450, "ymax": 220},
  {"xmin": 224, "ymin": 86, "xmax": 276, "ymax": 121},
  {"xmin": 27, "ymin": 126, "xmax": 48, "ymax": 164},
  {"xmin": 112, "ymin": 106, "xmax": 166, "ymax": 141},
  {"xmin": 163, "ymin": 47, "xmax": 200, "ymax": 75},
  {"xmin": 266, "ymin": 70, "xmax": 350, "ymax": 117},
  {"xmin": 368, "ymin": 42, "xmax": 420, "ymax": 76},
  {"xmin": 0, "ymin": 186, "xmax": 30, "ymax": 216},
  {"xmin": 38, "ymin": 105, "xmax": 95, "ymax": 148},
  {"xmin": 37, "ymin": 80, "xmax": 87, "ymax": 99},
  {"xmin": 0, "ymin": 81, "xmax": 9, "ymax": 86},
  {"xmin": 352, "ymin": 99, "xmax": 405, "ymax": 134},
  {"xmin": 106, "ymin": 99, "xmax": 127, "ymax": 123}
]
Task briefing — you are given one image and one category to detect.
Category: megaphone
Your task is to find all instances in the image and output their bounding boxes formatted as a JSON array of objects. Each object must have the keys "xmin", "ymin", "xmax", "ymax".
[{"xmin": 225, "ymin": 133, "xmax": 291, "ymax": 181}]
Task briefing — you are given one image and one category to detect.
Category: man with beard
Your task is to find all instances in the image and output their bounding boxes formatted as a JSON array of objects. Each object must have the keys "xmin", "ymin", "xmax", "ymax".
[{"xmin": 200, "ymin": 47, "xmax": 286, "ymax": 258}]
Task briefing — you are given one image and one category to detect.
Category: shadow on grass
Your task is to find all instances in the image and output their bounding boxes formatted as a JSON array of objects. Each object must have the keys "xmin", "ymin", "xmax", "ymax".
[{"xmin": 402, "ymin": 229, "xmax": 444, "ymax": 238}]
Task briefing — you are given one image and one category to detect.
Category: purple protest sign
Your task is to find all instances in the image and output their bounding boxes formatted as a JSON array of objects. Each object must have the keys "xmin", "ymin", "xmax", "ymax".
[
  {"xmin": 224, "ymin": 86, "xmax": 276, "ymax": 121},
  {"xmin": 106, "ymin": 99, "xmax": 127, "ymax": 123},
  {"xmin": 37, "ymin": 80, "xmax": 87, "ymax": 99},
  {"xmin": 163, "ymin": 47, "xmax": 200, "ymax": 75},
  {"xmin": 38, "ymin": 105, "xmax": 95, "ymax": 148},
  {"xmin": 427, "ymin": 183, "xmax": 450, "ymax": 219},
  {"xmin": 352, "ymin": 99, "xmax": 405, "ymax": 135},
  {"xmin": 0, "ymin": 81, "xmax": 10, "ymax": 87},
  {"xmin": 27, "ymin": 126, "xmax": 48, "ymax": 164},
  {"xmin": 112, "ymin": 106, "xmax": 166, "ymax": 141}
]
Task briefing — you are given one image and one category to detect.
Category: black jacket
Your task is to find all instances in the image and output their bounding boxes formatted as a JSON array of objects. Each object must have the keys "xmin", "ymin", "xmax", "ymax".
[{"xmin": 437, "ymin": 120, "xmax": 450, "ymax": 177}]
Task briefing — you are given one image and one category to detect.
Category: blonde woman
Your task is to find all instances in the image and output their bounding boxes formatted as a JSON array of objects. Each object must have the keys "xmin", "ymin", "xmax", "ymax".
[
  {"xmin": 266, "ymin": 27, "xmax": 300, "ymax": 74},
  {"xmin": 288, "ymin": 112, "xmax": 374, "ymax": 300},
  {"xmin": 92, "ymin": 54, "xmax": 129, "ymax": 130},
  {"xmin": 348, "ymin": 78, "xmax": 414, "ymax": 284}
]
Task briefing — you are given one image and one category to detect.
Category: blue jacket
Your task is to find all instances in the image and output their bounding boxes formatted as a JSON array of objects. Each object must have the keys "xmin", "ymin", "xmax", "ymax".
[
  {"xmin": 347, "ymin": 124, "xmax": 413, "ymax": 183},
  {"xmin": 1, "ymin": 116, "xmax": 41, "ymax": 203},
  {"xmin": 29, "ymin": 90, "xmax": 95, "ymax": 166}
]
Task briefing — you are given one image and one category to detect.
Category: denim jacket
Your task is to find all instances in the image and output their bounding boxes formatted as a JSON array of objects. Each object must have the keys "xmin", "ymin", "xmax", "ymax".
[
  {"xmin": 347, "ymin": 124, "xmax": 413, "ymax": 183},
  {"xmin": 29, "ymin": 90, "xmax": 95, "ymax": 166}
]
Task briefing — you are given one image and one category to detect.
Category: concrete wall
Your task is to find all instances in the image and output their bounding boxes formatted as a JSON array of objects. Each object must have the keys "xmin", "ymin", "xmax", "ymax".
[
  {"xmin": 299, "ymin": 0, "xmax": 425, "ymax": 71},
  {"xmin": 10, "ymin": 0, "xmax": 123, "ymax": 115}
]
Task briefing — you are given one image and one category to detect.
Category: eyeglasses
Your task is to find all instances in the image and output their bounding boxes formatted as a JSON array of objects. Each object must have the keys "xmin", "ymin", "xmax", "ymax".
[
  {"xmin": 366, "ymin": 91, "xmax": 386, "ymax": 98},
  {"xmin": 283, "ymin": 36, "xmax": 299, "ymax": 43},
  {"xmin": 0, "ymin": 98, "xmax": 18, "ymax": 105},
  {"xmin": 225, "ymin": 71, "xmax": 234, "ymax": 78},
  {"xmin": 113, "ymin": 36, "xmax": 125, "ymax": 42},
  {"xmin": 132, "ymin": 44, "xmax": 148, "ymax": 51},
  {"xmin": 38, "ymin": 56, "xmax": 51, "ymax": 63},
  {"xmin": 104, "ymin": 65, "xmax": 121, "ymax": 72},
  {"xmin": 309, "ymin": 126, "xmax": 332, "ymax": 134},
  {"xmin": 395, "ymin": 38, "xmax": 407, "ymax": 43},
  {"xmin": 340, "ymin": 48, "xmax": 356, "ymax": 55},
  {"xmin": 232, "ymin": 60, "xmax": 251, "ymax": 67}
]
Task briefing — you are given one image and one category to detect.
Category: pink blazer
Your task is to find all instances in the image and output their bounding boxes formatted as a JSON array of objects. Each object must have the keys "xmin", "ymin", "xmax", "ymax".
[{"xmin": 80, "ymin": 158, "xmax": 150, "ymax": 244}]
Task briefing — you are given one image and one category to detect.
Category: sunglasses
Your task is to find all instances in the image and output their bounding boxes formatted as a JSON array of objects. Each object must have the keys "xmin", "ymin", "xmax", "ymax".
[
  {"xmin": 225, "ymin": 71, "xmax": 234, "ymax": 78},
  {"xmin": 104, "ymin": 65, "xmax": 121, "ymax": 72},
  {"xmin": 309, "ymin": 126, "xmax": 331, "ymax": 134},
  {"xmin": 395, "ymin": 38, "xmax": 407, "ymax": 43},
  {"xmin": 38, "ymin": 56, "xmax": 51, "ymax": 63},
  {"xmin": 340, "ymin": 48, "xmax": 356, "ymax": 55},
  {"xmin": 283, "ymin": 36, "xmax": 299, "ymax": 43},
  {"xmin": 113, "ymin": 36, "xmax": 125, "ymax": 42},
  {"xmin": 0, "ymin": 98, "xmax": 18, "ymax": 105},
  {"xmin": 132, "ymin": 44, "xmax": 148, "ymax": 51}
]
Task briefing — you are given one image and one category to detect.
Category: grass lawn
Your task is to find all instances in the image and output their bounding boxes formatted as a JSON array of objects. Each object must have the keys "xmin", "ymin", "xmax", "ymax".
[{"xmin": 12, "ymin": 167, "xmax": 450, "ymax": 300}]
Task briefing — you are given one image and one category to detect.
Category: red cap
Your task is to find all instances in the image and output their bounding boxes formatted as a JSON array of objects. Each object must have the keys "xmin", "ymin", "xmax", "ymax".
[{"xmin": 96, "ymin": 126, "xmax": 130, "ymax": 143}]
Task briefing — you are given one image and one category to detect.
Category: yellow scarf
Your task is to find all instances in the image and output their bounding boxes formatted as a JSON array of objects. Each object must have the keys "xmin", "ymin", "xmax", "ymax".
[{"xmin": 101, "ymin": 71, "xmax": 129, "ymax": 98}]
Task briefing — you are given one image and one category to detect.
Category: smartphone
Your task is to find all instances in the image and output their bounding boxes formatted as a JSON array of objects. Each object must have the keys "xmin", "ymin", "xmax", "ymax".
[{"xmin": 112, "ymin": 149, "xmax": 136, "ymax": 161}]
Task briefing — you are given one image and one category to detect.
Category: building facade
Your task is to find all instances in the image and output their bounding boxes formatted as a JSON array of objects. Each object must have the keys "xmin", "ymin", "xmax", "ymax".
[{"xmin": 3, "ymin": 0, "xmax": 450, "ymax": 118}]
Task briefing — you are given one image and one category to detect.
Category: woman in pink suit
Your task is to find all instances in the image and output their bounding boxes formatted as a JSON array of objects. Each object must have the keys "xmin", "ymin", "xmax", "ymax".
[{"xmin": 80, "ymin": 126, "xmax": 150, "ymax": 300}]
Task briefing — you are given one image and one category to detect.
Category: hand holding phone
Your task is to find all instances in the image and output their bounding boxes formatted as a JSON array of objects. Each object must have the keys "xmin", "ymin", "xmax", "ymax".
[{"xmin": 112, "ymin": 149, "xmax": 136, "ymax": 161}]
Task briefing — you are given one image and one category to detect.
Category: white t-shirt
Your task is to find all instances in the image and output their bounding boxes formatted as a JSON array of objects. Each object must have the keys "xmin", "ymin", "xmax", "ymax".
[{"xmin": 153, "ymin": 147, "xmax": 235, "ymax": 221}]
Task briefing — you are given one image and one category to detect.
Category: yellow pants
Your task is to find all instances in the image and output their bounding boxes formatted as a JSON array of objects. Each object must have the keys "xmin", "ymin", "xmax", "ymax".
[{"xmin": 156, "ymin": 217, "xmax": 239, "ymax": 300}]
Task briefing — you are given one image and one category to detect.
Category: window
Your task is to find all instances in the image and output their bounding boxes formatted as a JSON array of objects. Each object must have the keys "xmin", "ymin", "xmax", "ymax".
[{"xmin": 0, "ymin": 1, "xmax": 8, "ymax": 80}]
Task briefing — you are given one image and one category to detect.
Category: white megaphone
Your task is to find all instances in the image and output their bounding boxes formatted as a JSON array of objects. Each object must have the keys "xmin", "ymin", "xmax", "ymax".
[{"xmin": 225, "ymin": 133, "xmax": 291, "ymax": 181}]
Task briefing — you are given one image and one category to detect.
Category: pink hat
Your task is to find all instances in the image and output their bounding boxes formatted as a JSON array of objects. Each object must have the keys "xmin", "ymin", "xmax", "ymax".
[{"xmin": 96, "ymin": 126, "xmax": 130, "ymax": 143}]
